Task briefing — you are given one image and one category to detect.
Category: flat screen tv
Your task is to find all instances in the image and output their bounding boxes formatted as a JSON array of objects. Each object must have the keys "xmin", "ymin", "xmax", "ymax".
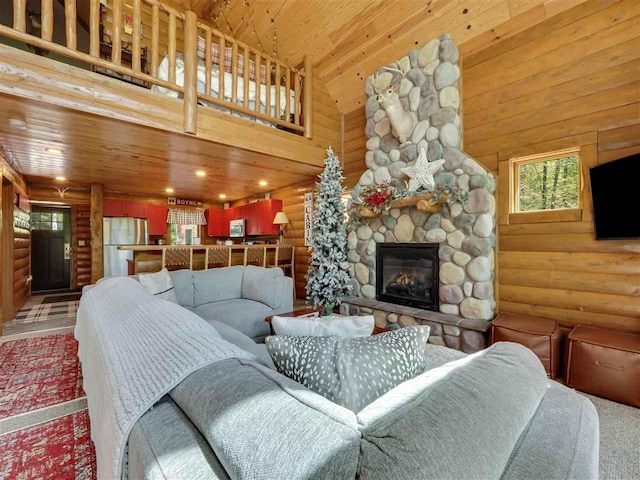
[{"xmin": 589, "ymin": 153, "xmax": 640, "ymax": 240}]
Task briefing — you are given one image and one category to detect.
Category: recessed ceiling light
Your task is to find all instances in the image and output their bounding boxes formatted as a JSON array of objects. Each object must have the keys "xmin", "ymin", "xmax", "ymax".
[
  {"xmin": 219, "ymin": 194, "xmax": 227, "ymax": 199},
  {"xmin": 9, "ymin": 118, "xmax": 27, "ymax": 130},
  {"xmin": 259, "ymin": 180, "xmax": 268, "ymax": 186},
  {"xmin": 45, "ymin": 147, "xmax": 63, "ymax": 154},
  {"xmin": 166, "ymin": 188, "xmax": 174, "ymax": 193},
  {"xmin": 55, "ymin": 176, "xmax": 66, "ymax": 181},
  {"xmin": 195, "ymin": 170, "xmax": 206, "ymax": 177}
]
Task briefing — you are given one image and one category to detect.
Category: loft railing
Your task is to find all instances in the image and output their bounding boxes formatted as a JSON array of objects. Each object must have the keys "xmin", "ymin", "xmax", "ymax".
[{"xmin": 1, "ymin": 0, "xmax": 312, "ymax": 138}]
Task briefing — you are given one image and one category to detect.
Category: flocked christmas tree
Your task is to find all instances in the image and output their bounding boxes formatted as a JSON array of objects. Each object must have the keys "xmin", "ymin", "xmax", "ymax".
[{"xmin": 306, "ymin": 147, "xmax": 351, "ymax": 315}]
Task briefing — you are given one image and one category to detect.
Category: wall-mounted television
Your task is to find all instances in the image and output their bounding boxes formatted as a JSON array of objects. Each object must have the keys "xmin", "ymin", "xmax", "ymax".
[{"xmin": 589, "ymin": 153, "xmax": 640, "ymax": 240}]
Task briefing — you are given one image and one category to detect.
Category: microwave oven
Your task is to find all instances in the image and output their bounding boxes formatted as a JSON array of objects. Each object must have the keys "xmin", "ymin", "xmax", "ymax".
[{"xmin": 229, "ymin": 219, "xmax": 245, "ymax": 237}]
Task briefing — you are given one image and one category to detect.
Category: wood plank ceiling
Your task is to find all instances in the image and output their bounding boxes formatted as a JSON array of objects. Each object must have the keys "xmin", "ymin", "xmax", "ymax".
[
  {"xmin": 0, "ymin": 93, "xmax": 320, "ymax": 201},
  {"xmin": 189, "ymin": 0, "xmax": 589, "ymax": 113}
]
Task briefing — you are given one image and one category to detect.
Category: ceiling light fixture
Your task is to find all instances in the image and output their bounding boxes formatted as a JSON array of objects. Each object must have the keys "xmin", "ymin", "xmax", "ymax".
[
  {"xmin": 45, "ymin": 147, "xmax": 63, "ymax": 154},
  {"xmin": 259, "ymin": 180, "xmax": 268, "ymax": 186},
  {"xmin": 166, "ymin": 188, "xmax": 174, "ymax": 193},
  {"xmin": 196, "ymin": 170, "xmax": 206, "ymax": 177},
  {"xmin": 219, "ymin": 194, "xmax": 227, "ymax": 199},
  {"xmin": 55, "ymin": 176, "xmax": 66, "ymax": 181}
]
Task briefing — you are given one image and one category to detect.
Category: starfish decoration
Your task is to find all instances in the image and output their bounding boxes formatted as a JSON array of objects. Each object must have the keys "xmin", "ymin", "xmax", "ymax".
[{"xmin": 401, "ymin": 148, "xmax": 445, "ymax": 191}]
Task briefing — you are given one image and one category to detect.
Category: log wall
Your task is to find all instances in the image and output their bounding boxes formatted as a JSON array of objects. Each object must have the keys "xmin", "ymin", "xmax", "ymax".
[{"xmin": 462, "ymin": 0, "xmax": 640, "ymax": 332}]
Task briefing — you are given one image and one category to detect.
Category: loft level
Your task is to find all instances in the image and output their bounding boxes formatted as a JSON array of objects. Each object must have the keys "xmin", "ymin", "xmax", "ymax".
[{"xmin": 0, "ymin": 0, "xmax": 330, "ymax": 168}]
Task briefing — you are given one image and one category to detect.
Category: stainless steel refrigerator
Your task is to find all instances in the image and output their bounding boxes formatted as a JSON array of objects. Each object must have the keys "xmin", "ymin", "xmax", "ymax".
[{"xmin": 103, "ymin": 217, "xmax": 148, "ymax": 277}]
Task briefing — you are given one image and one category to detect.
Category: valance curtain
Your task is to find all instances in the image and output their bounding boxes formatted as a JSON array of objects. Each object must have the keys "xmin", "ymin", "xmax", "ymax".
[{"xmin": 166, "ymin": 208, "xmax": 207, "ymax": 225}]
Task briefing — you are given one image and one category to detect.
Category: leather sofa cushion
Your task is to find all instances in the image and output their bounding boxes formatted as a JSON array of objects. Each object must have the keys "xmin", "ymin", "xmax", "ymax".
[
  {"xmin": 193, "ymin": 266, "xmax": 245, "ymax": 307},
  {"xmin": 196, "ymin": 299, "xmax": 272, "ymax": 339}
]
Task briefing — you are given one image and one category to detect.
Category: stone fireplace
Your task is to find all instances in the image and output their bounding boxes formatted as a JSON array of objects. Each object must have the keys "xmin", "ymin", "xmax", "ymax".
[
  {"xmin": 376, "ymin": 243, "xmax": 439, "ymax": 311},
  {"xmin": 341, "ymin": 34, "xmax": 496, "ymax": 353}
]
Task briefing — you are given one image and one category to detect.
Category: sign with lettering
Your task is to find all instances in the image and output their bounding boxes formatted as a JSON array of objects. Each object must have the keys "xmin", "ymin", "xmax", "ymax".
[
  {"xmin": 167, "ymin": 197, "xmax": 203, "ymax": 207},
  {"xmin": 304, "ymin": 192, "xmax": 313, "ymax": 247}
]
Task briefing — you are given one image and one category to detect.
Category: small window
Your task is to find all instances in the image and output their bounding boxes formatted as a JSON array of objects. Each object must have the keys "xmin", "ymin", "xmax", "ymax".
[
  {"xmin": 513, "ymin": 148, "xmax": 581, "ymax": 213},
  {"xmin": 31, "ymin": 211, "xmax": 65, "ymax": 231}
]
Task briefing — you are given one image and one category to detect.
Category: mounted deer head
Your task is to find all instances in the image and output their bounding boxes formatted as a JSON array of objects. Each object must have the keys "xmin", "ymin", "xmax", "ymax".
[{"xmin": 372, "ymin": 60, "xmax": 416, "ymax": 143}]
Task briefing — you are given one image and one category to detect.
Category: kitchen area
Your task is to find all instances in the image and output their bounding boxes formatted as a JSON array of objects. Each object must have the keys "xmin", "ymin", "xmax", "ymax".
[{"xmin": 102, "ymin": 197, "xmax": 292, "ymax": 277}]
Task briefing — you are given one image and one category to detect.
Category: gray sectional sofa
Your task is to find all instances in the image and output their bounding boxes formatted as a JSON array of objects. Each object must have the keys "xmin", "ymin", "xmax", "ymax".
[
  {"xmin": 78, "ymin": 273, "xmax": 599, "ymax": 480},
  {"xmin": 167, "ymin": 265, "xmax": 292, "ymax": 341}
]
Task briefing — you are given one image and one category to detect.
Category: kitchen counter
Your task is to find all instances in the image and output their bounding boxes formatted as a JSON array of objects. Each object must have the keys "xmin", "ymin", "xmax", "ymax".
[{"xmin": 117, "ymin": 244, "xmax": 292, "ymax": 274}]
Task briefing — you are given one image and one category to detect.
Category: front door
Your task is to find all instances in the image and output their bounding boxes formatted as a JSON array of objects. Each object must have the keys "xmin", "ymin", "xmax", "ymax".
[{"xmin": 31, "ymin": 208, "xmax": 71, "ymax": 292}]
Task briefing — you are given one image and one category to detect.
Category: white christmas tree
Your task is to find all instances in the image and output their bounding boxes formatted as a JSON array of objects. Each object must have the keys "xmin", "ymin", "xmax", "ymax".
[{"xmin": 306, "ymin": 147, "xmax": 351, "ymax": 315}]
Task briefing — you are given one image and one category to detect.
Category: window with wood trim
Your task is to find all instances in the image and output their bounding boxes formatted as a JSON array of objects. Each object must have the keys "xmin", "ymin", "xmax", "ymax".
[{"xmin": 511, "ymin": 147, "xmax": 581, "ymax": 213}]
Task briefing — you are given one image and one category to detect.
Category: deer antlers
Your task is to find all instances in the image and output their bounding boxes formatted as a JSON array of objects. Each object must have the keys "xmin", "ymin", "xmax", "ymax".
[
  {"xmin": 382, "ymin": 60, "xmax": 410, "ymax": 77},
  {"xmin": 372, "ymin": 59, "xmax": 410, "ymax": 95}
]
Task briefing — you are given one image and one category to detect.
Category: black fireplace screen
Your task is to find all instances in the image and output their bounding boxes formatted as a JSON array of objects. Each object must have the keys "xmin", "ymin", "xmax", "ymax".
[{"xmin": 376, "ymin": 243, "xmax": 439, "ymax": 311}]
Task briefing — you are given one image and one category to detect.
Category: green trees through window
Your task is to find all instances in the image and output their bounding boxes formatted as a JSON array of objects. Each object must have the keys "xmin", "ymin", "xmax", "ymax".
[{"xmin": 517, "ymin": 154, "xmax": 580, "ymax": 212}]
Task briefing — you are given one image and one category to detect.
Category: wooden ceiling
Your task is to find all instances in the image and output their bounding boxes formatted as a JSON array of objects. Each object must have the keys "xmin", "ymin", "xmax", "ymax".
[
  {"xmin": 189, "ymin": 0, "xmax": 589, "ymax": 113},
  {"xmin": 0, "ymin": 93, "xmax": 320, "ymax": 202}
]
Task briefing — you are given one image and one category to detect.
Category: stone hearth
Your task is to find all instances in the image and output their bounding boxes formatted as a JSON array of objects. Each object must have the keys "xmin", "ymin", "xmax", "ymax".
[
  {"xmin": 347, "ymin": 33, "xmax": 497, "ymax": 323},
  {"xmin": 340, "ymin": 297, "xmax": 489, "ymax": 353}
]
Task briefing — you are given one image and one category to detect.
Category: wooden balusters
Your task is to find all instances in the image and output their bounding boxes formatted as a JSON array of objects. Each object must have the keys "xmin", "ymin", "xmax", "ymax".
[
  {"xmin": 218, "ymin": 36, "xmax": 225, "ymax": 100},
  {"xmin": 254, "ymin": 51, "xmax": 261, "ymax": 113},
  {"xmin": 150, "ymin": 4, "xmax": 159, "ymax": 77},
  {"xmin": 204, "ymin": 28, "xmax": 212, "ymax": 95},
  {"xmin": 265, "ymin": 58, "xmax": 272, "ymax": 116},
  {"xmin": 231, "ymin": 42, "xmax": 238, "ymax": 104},
  {"xmin": 275, "ymin": 62, "xmax": 281, "ymax": 120},
  {"xmin": 13, "ymin": 0, "xmax": 27, "ymax": 32},
  {"xmin": 284, "ymin": 66, "xmax": 291, "ymax": 123},
  {"xmin": 89, "ymin": 0, "xmax": 99, "ymax": 57},
  {"xmin": 111, "ymin": 0, "xmax": 122, "ymax": 65},
  {"xmin": 243, "ymin": 46, "xmax": 250, "ymax": 109},
  {"xmin": 294, "ymin": 70, "xmax": 300, "ymax": 126},
  {"xmin": 183, "ymin": 10, "xmax": 198, "ymax": 134},
  {"xmin": 64, "ymin": 0, "xmax": 76, "ymax": 50},
  {"xmin": 168, "ymin": 13, "xmax": 176, "ymax": 84},
  {"xmin": 303, "ymin": 55, "xmax": 313, "ymax": 139},
  {"xmin": 41, "ymin": 0, "xmax": 53, "ymax": 41},
  {"xmin": 131, "ymin": 0, "xmax": 141, "ymax": 72}
]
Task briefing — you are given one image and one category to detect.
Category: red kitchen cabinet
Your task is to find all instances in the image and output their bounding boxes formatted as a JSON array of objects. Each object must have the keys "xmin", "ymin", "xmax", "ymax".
[
  {"xmin": 146, "ymin": 204, "xmax": 167, "ymax": 236},
  {"xmin": 206, "ymin": 208, "xmax": 233, "ymax": 237},
  {"xmin": 125, "ymin": 202, "xmax": 146, "ymax": 218},
  {"xmin": 104, "ymin": 199, "xmax": 124, "ymax": 217},
  {"xmin": 103, "ymin": 199, "xmax": 146, "ymax": 218},
  {"xmin": 260, "ymin": 199, "xmax": 283, "ymax": 235}
]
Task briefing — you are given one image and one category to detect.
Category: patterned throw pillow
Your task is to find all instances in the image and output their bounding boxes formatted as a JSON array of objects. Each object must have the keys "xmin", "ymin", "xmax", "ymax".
[
  {"xmin": 138, "ymin": 269, "xmax": 178, "ymax": 304},
  {"xmin": 265, "ymin": 326, "xmax": 431, "ymax": 412}
]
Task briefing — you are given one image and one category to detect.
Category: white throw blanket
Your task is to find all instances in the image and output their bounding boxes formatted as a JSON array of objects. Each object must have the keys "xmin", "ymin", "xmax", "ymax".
[{"xmin": 75, "ymin": 277, "xmax": 254, "ymax": 480}]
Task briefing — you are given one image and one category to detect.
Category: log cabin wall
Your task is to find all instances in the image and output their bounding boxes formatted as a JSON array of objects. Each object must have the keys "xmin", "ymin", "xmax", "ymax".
[
  {"xmin": 342, "ymin": 109, "xmax": 367, "ymax": 176},
  {"xmin": 1, "ymin": 151, "xmax": 30, "ymax": 324},
  {"xmin": 72, "ymin": 204, "xmax": 92, "ymax": 289},
  {"xmin": 462, "ymin": 0, "xmax": 640, "ymax": 333}
]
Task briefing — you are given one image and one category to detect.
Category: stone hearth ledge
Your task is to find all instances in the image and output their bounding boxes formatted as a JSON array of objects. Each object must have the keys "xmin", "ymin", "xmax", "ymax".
[{"xmin": 341, "ymin": 296, "xmax": 490, "ymax": 353}]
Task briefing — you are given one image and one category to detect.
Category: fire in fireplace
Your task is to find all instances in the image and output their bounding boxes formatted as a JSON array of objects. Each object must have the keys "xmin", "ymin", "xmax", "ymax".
[{"xmin": 376, "ymin": 243, "xmax": 439, "ymax": 311}]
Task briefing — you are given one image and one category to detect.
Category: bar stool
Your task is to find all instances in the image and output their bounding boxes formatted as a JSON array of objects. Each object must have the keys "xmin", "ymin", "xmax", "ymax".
[
  {"xmin": 162, "ymin": 247, "xmax": 193, "ymax": 271},
  {"xmin": 244, "ymin": 246, "xmax": 266, "ymax": 267},
  {"xmin": 272, "ymin": 245, "xmax": 295, "ymax": 299},
  {"xmin": 205, "ymin": 246, "xmax": 232, "ymax": 269}
]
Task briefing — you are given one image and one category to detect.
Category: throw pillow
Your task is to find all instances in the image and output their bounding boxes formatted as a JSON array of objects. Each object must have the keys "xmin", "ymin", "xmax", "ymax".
[
  {"xmin": 271, "ymin": 315, "xmax": 375, "ymax": 337},
  {"xmin": 138, "ymin": 269, "xmax": 178, "ymax": 304},
  {"xmin": 265, "ymin": 326, "xmax": 431, "ymax": 412}
]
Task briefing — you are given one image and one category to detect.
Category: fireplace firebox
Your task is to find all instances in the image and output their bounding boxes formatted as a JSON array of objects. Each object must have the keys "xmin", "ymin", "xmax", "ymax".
[{"xmin": 375, "ymin": 243, "xmax": 439, "ymax": 311}]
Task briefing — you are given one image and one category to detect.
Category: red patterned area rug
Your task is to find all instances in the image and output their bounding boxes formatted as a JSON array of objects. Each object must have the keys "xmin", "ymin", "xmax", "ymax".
[
  {"xmin": 0, "ymin": 333, "xmax": 84, "ymax": 419},
  {"xmin": 0, "ymin": 410, "xmax": 96, "ymax": 479}
]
